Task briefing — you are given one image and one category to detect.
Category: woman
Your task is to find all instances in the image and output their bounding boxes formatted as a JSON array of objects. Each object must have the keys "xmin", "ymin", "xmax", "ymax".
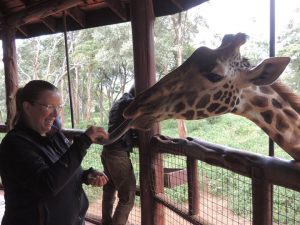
[{"xmin": 0, "ymin": 80, "xmax": 108, "ymax": 225}]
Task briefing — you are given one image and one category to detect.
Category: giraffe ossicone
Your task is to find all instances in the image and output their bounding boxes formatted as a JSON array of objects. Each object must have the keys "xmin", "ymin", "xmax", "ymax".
[{"xmin": 102, "ymin": 33, "xmax": 298, "ymax": 161}]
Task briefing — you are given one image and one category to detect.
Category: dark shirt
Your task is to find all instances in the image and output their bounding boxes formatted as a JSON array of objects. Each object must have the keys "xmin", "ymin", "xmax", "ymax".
[
  {"xmin": 103, "ymin": 92, "xmax": 137, "ymax": 152},
  {"xmin": 0, "ymin": 122, "xmax": 92, "ymax": 225}
]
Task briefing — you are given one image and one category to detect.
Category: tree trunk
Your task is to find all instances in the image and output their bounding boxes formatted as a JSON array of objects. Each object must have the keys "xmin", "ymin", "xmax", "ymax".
[
  {"xmin": 172, "ymin": 12, "xmax": 187, "ymax": 138},
  {"xmin": 85, "ymin": 69, "xmax": 92, "ymax": 121}
]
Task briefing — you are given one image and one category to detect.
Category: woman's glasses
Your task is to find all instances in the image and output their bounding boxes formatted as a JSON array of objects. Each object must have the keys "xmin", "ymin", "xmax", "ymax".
[{"xmin": 33, "ymin": 102, "xmax": 64, "ymax": 113}]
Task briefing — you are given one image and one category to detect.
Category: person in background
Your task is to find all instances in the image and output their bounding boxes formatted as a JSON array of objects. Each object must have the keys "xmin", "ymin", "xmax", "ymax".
[
  {"xmin": 0, "ymin": 80, "xmax": 109, "ymax": 225},
  {"xmin": 101, "ymin": 86, "xmax": 137, "ymax": 225}
]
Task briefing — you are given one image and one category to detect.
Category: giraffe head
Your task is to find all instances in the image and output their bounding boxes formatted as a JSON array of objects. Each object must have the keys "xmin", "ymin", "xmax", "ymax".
[{"xmin": 123, "ymin": 33, "xmax": 290, "ymax": 130}]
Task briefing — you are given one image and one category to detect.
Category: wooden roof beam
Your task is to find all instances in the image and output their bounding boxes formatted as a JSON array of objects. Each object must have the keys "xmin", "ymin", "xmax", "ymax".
[
  {"xmin": 66, "ymin": 6, "xmax": 85, "ymax": 28},
  {"xmin": 6, "ymin": 0, "xmax": 84, "ymax": 27},
  {"xmin": 17, "ymin": 26, "xmax": 28, "ymax": 37},
  {"xmin": 169, "ymin": 0, "xmax": 184, "ymax": 11},
  {"xmin": 104, "ymin": 0, "xmax": 127, "ymax": 21},
  {"xmin": 41, "ymin": 16, "xmax": 56, "ymax": 33}
]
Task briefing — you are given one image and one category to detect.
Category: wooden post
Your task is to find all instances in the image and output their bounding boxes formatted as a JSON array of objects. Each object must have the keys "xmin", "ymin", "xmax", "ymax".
[
  {"xmin": 187, "ymin": 158, "xmax": 199, "ymax": 215},
  {"xmin": 252, "ymin": 167, "xmax": 273, "ymax": 225},
  {"xmin": 130, "ymin": 1, "xmax": 163, "ymax": 225},
  {"xmin": 2, "ymin": 25, "xmax": 19, "ymax": 131}
]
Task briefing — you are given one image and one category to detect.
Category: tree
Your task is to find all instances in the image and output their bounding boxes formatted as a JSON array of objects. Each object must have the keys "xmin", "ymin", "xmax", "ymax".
[{"xmin": 278, "ymin": 21, "xmax": 300, "ymax": 92}]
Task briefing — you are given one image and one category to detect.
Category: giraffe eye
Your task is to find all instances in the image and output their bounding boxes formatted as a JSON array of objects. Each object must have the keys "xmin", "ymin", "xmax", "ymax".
[{"xmin": 203, "ymin": 72, "xmax": 224, "ymax": 83}]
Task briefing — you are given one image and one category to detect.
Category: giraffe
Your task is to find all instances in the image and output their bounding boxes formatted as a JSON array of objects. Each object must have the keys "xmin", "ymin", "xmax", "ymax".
[{"xmin": 101, "ymin": 33, "xmax": 300, "ymax": 161}]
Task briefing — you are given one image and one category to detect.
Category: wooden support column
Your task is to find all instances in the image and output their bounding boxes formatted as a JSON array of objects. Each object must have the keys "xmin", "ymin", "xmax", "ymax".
[
  {"xmin": 252, "ymin": 167, "xmax": 272, "ymax": 225},
  {"xmin": 187, "ymin": 158, "xmax": 199, "ymax": 215},
  {"xmin": 2, "ymin": 26, "xmax": 19, "ymax": 131},
  {"xmin": 130, "ymin": 1, "xmax": 163, "ymax": 225}
]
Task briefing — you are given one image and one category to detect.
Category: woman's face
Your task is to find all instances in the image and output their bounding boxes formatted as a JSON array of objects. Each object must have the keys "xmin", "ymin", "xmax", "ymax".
[{"xmin": 23, "ymin": 90, "xmax": 62, "ymax": 136}]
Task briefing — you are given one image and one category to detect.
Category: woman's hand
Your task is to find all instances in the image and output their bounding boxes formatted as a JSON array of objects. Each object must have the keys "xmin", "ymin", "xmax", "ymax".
[
  {"xmin": 87, "ymin": 170, "xmax": 109, "ymax": 187},
  {"xmin": 85, "ymin": 126, "xmax": 109, "ymax": 144}
]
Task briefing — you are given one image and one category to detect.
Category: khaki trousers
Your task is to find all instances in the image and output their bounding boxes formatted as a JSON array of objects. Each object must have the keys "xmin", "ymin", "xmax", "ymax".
[{"xmin": 101, "ymin": 150, "xmax": 136, "ymax": 225}]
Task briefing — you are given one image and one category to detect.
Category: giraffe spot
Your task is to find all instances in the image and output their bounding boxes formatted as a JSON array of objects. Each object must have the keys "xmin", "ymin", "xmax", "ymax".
[
  {"xmin": 213, "ymin": 91, "xmax": 223, "ymax": 100},
  {"xmin": 223, "ymin": 84, "xmax": 229, "ymax": 89},
  {"xmin": 260, "ymin": 110, "xmax": 273, "ymax": 124},
  {"xmin": 182, "ymin": 110, "xmax": 195, "ymax": 119},
  {"xmin": 250, "ymin": 96, "xmax": 268, "ymax": 108},
  {"xmin": 215, "ymin": 106, "xmax": 228, "ymax": 114},
  {"xmin": 283, "ymin": 108, "xmax": 297, "ymax": 120},
  {"xmin": 196, "ymin": 94, "xmax": 210, "ymax": 108},
  {"xmin": 187, "ymin": 92, "xmax": 198, "ymax": 106},
  {"xmin": 230, "ymin": 85, "xmax": 234, "ymax": 89},
  {"xmin": 197, "ymin": 110, "xmax": 208, "ymax": 118},
  {"xmin": 207, "ymin": 103, "xmax": 220, "ymax": 113},
  {"xmin": 259, "ymin": 86, "xmax": 274, "ymax": 95},
  {"xmin": 272, "ymin": 99, "xmax": 282, "ymax": 109},
  {"xmin": 221, "ymin": 91, "xmax": 228, "ymax": 101},
  {"xmin": 275, "ymin": 115, "xmax": 289, "ymax": 133},
  {"xmin": 236, "ymin": 97, "xmax": 240, "ymax": 105},
  {"xmin": 225, "ymin": 96, "xmax": 231, "ymax": 104},
  {"xmin": 231, "ymin": 107, "xmax": 237, "ymax": 113},
  {"xmin": 274, "ymin": 133, "xmax": 284, "ymax": 147},
  {"xmin": 174, "ymin": 102, "xmax": 185, "ymax": 113},
  {"xmin": 230, "ymin": 100, "xmax": 236, "ymax": 108}
]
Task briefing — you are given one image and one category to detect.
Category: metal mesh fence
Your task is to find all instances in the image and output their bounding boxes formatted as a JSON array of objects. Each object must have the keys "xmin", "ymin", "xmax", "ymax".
[
  {"xmin": 83, "ymin": 145, "xmax": 141, "ymax": 224},
  {"xmin": 153, "ymin": 153, "xmax": 253, "ymax": 225},
  {"xmin": 273, "ymin": 186, "xmax": 300, "ymax": 225}
]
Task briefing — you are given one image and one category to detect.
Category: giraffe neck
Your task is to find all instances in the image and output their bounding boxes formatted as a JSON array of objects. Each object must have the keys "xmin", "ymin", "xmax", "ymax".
[{"xmin": 233, "ymin": 82, "xmax": 300, "ymax": 160}]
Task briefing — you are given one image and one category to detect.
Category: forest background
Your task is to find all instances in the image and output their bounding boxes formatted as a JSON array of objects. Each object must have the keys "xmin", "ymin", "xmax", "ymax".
[{"xmin": 0, "ymin": 0, "xmax": 299, "ymax": 160}]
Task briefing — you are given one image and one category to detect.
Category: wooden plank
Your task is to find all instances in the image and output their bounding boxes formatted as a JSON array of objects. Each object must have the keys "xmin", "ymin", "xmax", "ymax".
[
  {"xmin": 6, "ymin": 0, "xmax": 83, "ymax": 27},
  {"xmin": 252, "ymin": 167, "xmax": 273, "ymax": 225},
  {"xmin": 104, "ymin": 0, "xmax": 127, "ymax": 21},
  {"xmin": 66, "ymin": 6, "xmax": 85, "ymax": 28}
]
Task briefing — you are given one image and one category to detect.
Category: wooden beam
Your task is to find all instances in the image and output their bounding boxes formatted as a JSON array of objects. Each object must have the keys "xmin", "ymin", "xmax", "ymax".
[
  {"xmin": 169, "ymin": 0, "xmax": 184, "ymax": 10},
  {"xmin": 6, "ymin": 0, "xmax": 84, "ymax": 27},
  {"xmin": 16, "ymin": 26, "xmax": 29, "ymax": 37},
  {"xmin": 41, "ymin": 16, "xmax": 57, "ymax": 33},
  {"xmin": 66, "ymin": 7, "xmax": 85, "ymax": 28},
  {"xmin": 104, "ymin": 0, "xmax": 127, "ymax": 21},
  {"xmin": 2, "ymin": 26, "xmax": 19, "ymax": 131}
]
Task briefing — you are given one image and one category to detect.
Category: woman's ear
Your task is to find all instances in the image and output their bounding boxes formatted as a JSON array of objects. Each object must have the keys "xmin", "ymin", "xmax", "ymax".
[{"xmin": 22, "ymin": 101, "xmax": 31, "ymax": 114}]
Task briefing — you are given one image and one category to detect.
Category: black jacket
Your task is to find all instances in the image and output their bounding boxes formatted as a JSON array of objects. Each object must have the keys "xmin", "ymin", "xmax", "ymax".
[
  {"xmin": 103, "ymin": 92, "xmax": 137, "ymax": 152},
  {"xmin": 0, "ymin": 122, "xmax": 92, "ymax": 225}
]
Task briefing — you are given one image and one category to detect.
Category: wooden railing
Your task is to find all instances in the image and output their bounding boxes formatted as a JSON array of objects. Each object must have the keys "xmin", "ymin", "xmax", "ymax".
[
  {"xmin": 150, "ymin": 135, "xmax": 300, "ymax": 225},
  {"xmin": 1, "ymin": 124, "xmax": 299, "ymax": 224}
]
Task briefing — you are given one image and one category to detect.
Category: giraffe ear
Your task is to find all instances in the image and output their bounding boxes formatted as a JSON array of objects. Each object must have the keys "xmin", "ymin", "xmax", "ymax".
[{"xmin": 246, "ymin": 57, "xmax": 290, "ymax": 86}]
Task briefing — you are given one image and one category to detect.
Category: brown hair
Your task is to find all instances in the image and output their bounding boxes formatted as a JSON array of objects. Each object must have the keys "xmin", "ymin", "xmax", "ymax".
[{"xmin": 13, "ymin": 80, "xmax": 58, "ymax": 126}]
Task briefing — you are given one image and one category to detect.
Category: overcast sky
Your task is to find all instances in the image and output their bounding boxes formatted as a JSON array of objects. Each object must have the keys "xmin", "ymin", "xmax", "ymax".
[{"xmin": 190, "ymin": 0, "xmax": 300, "ymax": 46}]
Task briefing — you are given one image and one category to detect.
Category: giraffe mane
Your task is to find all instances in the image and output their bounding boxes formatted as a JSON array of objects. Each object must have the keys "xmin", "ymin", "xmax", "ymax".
[{"xmin": 271, "ymin": 81, "xmax": 300, "ymax": 114}]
